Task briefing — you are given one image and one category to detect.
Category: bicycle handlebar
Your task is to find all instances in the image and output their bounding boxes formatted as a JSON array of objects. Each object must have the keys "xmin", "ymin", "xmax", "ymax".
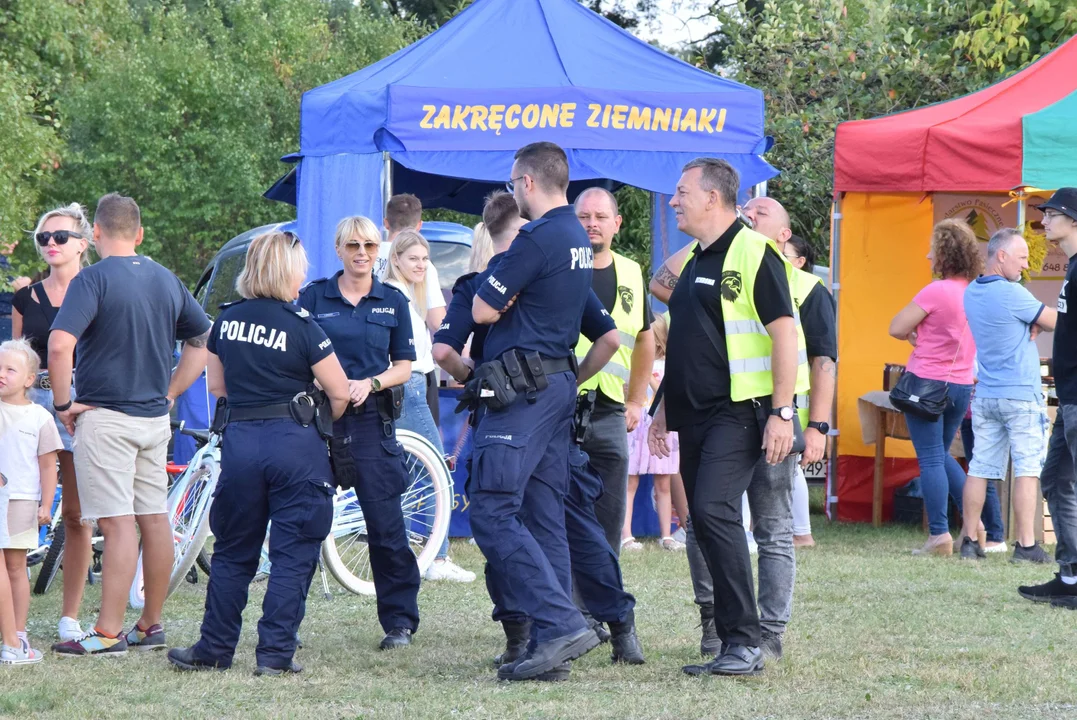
[{"xmin": 170, "ymin": 419, "xmax": 211, "ymax": 445}]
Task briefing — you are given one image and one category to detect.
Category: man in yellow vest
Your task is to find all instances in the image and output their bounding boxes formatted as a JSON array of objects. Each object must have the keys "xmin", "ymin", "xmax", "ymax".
[
  {"xmin": 652, "ymin": 195, "xmax": 835, "ymax": 666},
  {"xmin": 648, "ymin": 158, "xmax": 806, "ymax": 677},
  {"xmin": 573, "ymin": 187, "xmax": 656, "ymax": 565}
]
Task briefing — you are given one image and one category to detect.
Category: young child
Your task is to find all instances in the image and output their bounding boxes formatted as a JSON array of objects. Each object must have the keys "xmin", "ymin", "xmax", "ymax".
[
  {"xmin": 0, "ymin": 339, "xmax": 61, "ymax": 664},
  {"xmin": 623, "ymin": 314, "xmax": 683, "ymax": 551}
]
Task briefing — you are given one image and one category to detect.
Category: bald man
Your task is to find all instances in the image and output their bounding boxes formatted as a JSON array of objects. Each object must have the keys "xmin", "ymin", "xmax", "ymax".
[{"xmin": 652, "ymin": 196, "xmax": 835, "ymax": 662}]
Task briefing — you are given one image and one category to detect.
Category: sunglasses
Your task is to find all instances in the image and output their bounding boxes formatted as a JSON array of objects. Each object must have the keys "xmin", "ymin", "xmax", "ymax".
[
  {"xmin": 283, "ymin": 231, "xmax": 301, "ymax": 248},
  {"xmin": 343, "ymin": 240, "xmax": 379, "ymax": 254},
  {"xmin": 35, "ymin": 230, "xmax": 84, "ymax": 247}
]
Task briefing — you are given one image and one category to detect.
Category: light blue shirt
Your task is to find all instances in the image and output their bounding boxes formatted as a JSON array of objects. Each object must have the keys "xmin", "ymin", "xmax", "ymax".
[{"xmin": 964, "ymin": 276, "xmax": 1045, "ymax": 402}]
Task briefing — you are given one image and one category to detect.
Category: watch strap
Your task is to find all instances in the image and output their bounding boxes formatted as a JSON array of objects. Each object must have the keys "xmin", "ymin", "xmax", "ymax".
[{"xmin": 54, "ymin": 400, "xmax": 73, "ymax": 412}]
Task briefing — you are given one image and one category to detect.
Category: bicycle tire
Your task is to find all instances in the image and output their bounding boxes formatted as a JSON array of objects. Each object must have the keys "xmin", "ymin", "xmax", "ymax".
[
  {"xmin": 167, "ymin": 452, "xmax": 219, "ymax": 596},
  {"xmin": 33, "ymin": 522, "xmax": 65, "ymax": 596},
  {"xmin": 196, "ymin": 548, "xmax": 212, "ymax": 577},
  {"xmin": 321, "ymin": 429, "xmax": 452, "ymax": 596}
]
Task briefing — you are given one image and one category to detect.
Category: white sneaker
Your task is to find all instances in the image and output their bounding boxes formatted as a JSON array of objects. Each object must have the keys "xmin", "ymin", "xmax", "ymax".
[
  {"xmin": 985, "ymin": 541, "xmax": 1009, "ymax": 554},
  {"xmin": 0, "ymin": 644, "xmax": 43, "ymax": 666},
  {"xmin": 424, "ymin": 558, "xmax": 476, "ymax": 583},
  {"xmin": 58, "ymin": 617, "xmax": 83, "ymax": 642}
]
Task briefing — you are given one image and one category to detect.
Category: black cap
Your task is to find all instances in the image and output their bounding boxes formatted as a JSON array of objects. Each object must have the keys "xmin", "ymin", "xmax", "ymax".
[{"xmin": 1036, "ymin": 187, "xmax": 1077, "ymax": 222}]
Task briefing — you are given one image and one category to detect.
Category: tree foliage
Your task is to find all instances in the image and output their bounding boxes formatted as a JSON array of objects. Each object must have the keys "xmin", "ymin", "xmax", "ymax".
[{"xmin": 694, "ymin": 0, "xmax": 1077, "ymax": 257}]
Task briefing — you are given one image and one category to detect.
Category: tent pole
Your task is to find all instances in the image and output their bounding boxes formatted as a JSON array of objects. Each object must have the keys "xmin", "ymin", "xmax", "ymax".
[
  {"xmin": 1017, "ymin": 189, "xmax": 1027, "ymax": 228},
  {"xmin": 382, "ymin": 151, "xmax": 393, "ymax": 214},
  {"xmin": 754, "ymin": 181, "xmax": 768, "ymax": 198},
  {"xmin": 827, "ymin": 193, "xmax": 843, "ymax": 521}
]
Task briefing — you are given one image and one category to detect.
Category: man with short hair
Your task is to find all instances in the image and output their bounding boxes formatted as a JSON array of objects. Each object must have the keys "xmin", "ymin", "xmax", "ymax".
[
  {"xmin": 48, "ymin": 193, "xmax": 211, "ymax": 657},
  {"xmin": 573, "ymin": 187, "xmax": 655, "ymax": 559},
  {"xmin": 650, "ymin": 158, "xmax": 807, "ymax": 677},
  {"xmin": 1019, "ymin": 188, "xmax": 1077, "ymax": 608},
  {"xmin": 468, "ymin": 142, "xmax": 605, "ymax": 681},
  {"xmin": 961, "ymin": 228, "xmax": 1056, "ymax": 562}
]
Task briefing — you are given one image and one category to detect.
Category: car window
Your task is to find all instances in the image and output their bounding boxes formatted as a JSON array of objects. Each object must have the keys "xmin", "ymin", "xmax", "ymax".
[
  {"xmin": 429, "ymin": 242, "xmax": 470, "ymax": 292},
  {"xmin": 204, "ymin": 251, "xmax": 246, "ymax": 316}
]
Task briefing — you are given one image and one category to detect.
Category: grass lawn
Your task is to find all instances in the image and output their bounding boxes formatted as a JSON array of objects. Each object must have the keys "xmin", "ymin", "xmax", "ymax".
[{"xmin": 4, "ymin": 513, "xmax": 1077, "ymax": 719}]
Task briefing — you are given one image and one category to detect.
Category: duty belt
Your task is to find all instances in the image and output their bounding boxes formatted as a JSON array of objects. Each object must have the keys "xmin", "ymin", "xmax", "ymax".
[{"xmin": 226, "ymin": 403, "xmax": 295, "ymax": 422}]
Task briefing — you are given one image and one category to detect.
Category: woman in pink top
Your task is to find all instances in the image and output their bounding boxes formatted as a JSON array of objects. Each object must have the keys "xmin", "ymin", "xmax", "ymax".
[{"xmin": 889, "ymin": 220, "xmax": 982, "ymax": 556}]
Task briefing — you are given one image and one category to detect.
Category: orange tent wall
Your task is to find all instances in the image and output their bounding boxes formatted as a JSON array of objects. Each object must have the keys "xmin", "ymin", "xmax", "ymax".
[{"xmin": 834, "ymin": 192, "xmax": 935, "ymax": 521}]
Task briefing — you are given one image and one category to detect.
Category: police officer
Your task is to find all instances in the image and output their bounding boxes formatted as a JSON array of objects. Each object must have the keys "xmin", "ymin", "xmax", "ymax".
[
  {"xmin": 434, "ymin": 192, "xmax": 643, "ymax": 681},
  {"xmin": 168, "ymin": 231, "xmax": 350, "ymax": 675},
  {"xmin": 467, "ymin": 142, "xmax": 603, "ymax": 681},
  {"xmin": 648, "ymin": 158, "xmax": 809, "ymax": 678},
  {"xmin": 298, "ymin": 215, "xmax": 422, "ymax": 651}
]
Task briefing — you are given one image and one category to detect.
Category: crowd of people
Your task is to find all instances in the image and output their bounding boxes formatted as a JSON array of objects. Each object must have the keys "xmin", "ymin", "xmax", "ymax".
[
  {"xmin": 1, "ymin": 141, "xmax": 1073, "ymax": 676},
  {"xmin": 888, "ymin": 188, "xmax": 1077, "ymax": 610}
]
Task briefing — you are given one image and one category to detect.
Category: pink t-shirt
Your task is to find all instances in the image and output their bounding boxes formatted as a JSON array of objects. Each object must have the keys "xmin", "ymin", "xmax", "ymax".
[{"xmin": 905, "ymin": 278, "xmax": 976, "ymax": 384}]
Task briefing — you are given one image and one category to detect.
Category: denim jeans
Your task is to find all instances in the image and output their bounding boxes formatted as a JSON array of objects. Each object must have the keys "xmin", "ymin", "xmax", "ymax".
[
  {"xmin": 959, "ymin": 416, "xmax": 1005, "ymax": 543},
  {"xmin": 396, "ymin": 372, "xmax": 449, "ymax": 559},
  {"xmin": 904, "ymin": 383, "xmax": 973, "ymax": 536},
  {"xmin": 1038, "ymin": 404, "xmax": 1077, "ymax": 576}
]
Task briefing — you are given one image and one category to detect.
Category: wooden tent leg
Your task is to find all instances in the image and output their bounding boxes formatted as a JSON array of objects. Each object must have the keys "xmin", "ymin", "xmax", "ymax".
[{"xmin": 873, "ymin": 408, "xmax": 886, "ymax": 527}]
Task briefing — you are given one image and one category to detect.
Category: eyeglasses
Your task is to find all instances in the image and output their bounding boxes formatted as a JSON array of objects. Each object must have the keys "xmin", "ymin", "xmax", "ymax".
[
  {"xmin": 783, "ymin": 253, "xmax": 801, "ymax": 262},
  {"xmin": 35, "ymin": 230, "xmax": 84, "ymax": 247},
  {"xmin": 283, "ymin": 231, "xmax": 301, "ymax": 248},
  {"xmin": 343, "ymin": 240, "xmax": 379, "ymax": 255},
  {"xmin": 506, "ymin": 175, "xmax": 527, "ymax": 193}
]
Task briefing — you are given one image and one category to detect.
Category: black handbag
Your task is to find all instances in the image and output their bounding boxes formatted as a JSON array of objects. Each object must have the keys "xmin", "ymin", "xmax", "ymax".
[
  {"xmin": 888, "ymin": 324, "xmax": 967, "ymax": 420},
  {"xmin": 686, "ymin": 260, "xmax": 805, "ymax": 457}
]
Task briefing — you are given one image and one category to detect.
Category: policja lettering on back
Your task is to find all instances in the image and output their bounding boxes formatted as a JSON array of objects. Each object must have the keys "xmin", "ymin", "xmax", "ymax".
[{"xmin": 218, "ymin": 319, "xmax": 288, "ymax": 351}]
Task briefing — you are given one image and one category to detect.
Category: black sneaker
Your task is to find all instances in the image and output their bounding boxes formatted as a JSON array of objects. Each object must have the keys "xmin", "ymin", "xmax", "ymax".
[
  {"xmin": 1012, "ymin": 543, "xmax": 1051, "ymax": 564},
  {"xmin": 1018, "ymin": 574, "xmax": 1077, "ymax": 603},
  {"xmin": 960, "ymin": 536, "xmax": 986, "ymax": 560},
  {"xmin": 759, "ymin": 630, "xmax": 783, "ymax": 662}
]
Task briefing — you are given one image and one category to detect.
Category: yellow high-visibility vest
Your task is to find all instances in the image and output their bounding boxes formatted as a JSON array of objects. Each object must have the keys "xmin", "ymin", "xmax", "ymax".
[
  {"xmin": 576, "ymin": 251, "xmax": 646, "ymax": 404},
  {"xmin": 674, "ymin": 228, "xmax": 810, "ymax": 403}
]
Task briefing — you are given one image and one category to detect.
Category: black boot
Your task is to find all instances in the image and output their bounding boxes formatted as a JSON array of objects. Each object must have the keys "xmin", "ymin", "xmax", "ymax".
[
  {"xmin": 609, "ymin": 611, "xmax": 645, "ymax": 665},
  {"xmin": 699, "ymin": 604, "xmax": 722, "ymax": 658},
  {"xmin": 493, "ymin": 619, "xmax": 531, "ymax": 667}
]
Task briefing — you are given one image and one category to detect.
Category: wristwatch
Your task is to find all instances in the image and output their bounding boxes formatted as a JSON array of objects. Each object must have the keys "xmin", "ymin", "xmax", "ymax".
[
  {"xmin": 770, "ymin": 406, "xmax": 794, "ymax": 421},
  {"xmin": 371, "ymin": 377, "xmax": 382, "ymax": 392},
  {"xmin": 807, "ymin": 421, "xmax": 830, "ymax": 435},
  {"xmin": 54, "ymin": 400, "xmax": 73, "ymax": 413}
]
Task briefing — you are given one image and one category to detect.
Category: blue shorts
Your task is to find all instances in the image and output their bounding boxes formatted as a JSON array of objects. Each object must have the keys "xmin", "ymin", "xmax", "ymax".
[
  {"xmin": 968, "ymin": 397, "xmax": 1049, "ymax": 480},
  {"xmin": 28, "ymin": 385, "xmax": 75, "ymax": 453}
]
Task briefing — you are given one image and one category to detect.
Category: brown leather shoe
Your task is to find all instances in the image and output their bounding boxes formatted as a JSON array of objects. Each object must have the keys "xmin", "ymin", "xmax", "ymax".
[{"xmin": 912, "ymin": 533, "xmax": 953, "ymax": 557}]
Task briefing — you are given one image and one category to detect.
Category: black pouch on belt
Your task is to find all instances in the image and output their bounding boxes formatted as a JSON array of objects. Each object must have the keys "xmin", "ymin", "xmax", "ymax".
[
  {"xmin": 328, "ymin": 433, "xmax": 361, "ymax": 490},
  {"xmin": 500, "ymin": 350, "xmax": 531, "ymax": 393},
  {"xmin": 475, "ymin": 360, "xmax": 517, "ymax": 411},
  {"xmin": 752, "ymin": 398, "xmax": 806, "ymax": 457},
  {"xmin": 210, "ymin": 397, "xmax": 229, "ymax": 434},
  {"xmin": 375, "ymin": 385, "xmax": 404, "ymax": 421},
  {"xmin": 522, "ymin": 351, "xmax": 549, "ymax": 392},
  {"xmin": 308, "ymin": 387, "xmax": 334, "ymax": 440}
]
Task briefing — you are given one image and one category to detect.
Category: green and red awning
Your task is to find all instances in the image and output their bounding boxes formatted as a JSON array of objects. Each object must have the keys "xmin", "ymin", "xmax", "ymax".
[{"xmin": 835, "ymin": 33, "xmax": 1077, "ymax": 193}]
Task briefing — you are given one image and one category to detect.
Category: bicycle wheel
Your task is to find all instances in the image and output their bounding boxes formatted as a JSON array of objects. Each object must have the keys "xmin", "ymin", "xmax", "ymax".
[
  {"xmin": 196, "ymin": 548, "xmax": 212, "ymax": 577},
  {"xmin": 321, "ymin": 429, "xmax": 452, "ymax": 596},
  {"xmin": 33, "ymin": 522, "xmax": 65, "ymax": 595}
]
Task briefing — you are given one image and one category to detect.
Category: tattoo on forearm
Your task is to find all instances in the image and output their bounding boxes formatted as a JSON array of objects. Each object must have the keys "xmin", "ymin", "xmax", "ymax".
[
  {"xmin": 654, "ymin": 265, "xmax": 679, "ymax": 290},
  {"xmin": 820, "ymin": 358, "xmax": 837, "ymax": 378},
  {"xmin": 185, "ymin": 330, "xmax": 211, "ymax": 349}
]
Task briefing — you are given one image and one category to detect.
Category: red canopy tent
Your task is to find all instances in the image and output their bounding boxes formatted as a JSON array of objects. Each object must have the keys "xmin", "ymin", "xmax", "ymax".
[{"xmin": 827, "ymin": 36, "xmax": 1077, "ymax": 523}]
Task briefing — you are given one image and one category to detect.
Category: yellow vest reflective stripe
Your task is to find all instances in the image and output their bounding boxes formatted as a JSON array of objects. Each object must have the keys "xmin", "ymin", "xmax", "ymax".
[
  {"xmin": 718, "ymin": 227, "xmax": 811, "ymax": 403},
  {"xmin": 576, "ymin": 252, "xmax": 645, "ymax": 402},
  {"xmin": 791, "ymin": 268, "xmax": 824, "ymax": 427}
]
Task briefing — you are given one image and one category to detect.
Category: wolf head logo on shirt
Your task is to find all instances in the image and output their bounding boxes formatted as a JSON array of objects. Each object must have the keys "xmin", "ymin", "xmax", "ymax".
[
  {"xmin": 617, "ymin": 286, "xmax": 634, "ymax": 315},
  {"xmin": 720, "ymin": 270, "xmax": 743, "ymax": 303}
]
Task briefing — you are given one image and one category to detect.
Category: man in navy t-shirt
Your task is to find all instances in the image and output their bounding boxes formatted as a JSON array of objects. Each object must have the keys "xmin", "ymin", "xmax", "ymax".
[
  {"xmin": 468, "ymin": 143, "xmax": 605, "ymax": 682},
  {"xmin": 49, "ymin": 193, "xmax": 211, "ymax": 657}
]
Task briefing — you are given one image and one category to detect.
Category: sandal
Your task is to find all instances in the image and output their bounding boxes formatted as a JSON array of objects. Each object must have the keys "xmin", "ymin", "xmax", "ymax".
[
  {"xmin": 660, "ymin": 536, "xmax": 685, "ymax": 551},
  {"xmin": 621, "ymin": 536, "xmax": 643, "ymax": 551}
]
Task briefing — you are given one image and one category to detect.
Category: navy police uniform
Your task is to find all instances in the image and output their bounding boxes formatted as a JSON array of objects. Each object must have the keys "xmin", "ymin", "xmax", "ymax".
[
  {"xmin": 435, "ymin": 270, "xmax": 636, "ymax": 628},
  {"xmin": 298, "ymin": 271, "xmax": 422, "ymax": 635},
  {"xmin": 193, "ymin": 298, "xmax": 336, "ymax": 670},
  {"xmin": 469, "ymin": 205, "xmax": 596, "ymax": 644}
]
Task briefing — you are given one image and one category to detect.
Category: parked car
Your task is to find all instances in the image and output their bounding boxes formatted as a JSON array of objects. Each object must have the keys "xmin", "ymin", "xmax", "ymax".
[{"xmin": 192, "ymin": 220, "xmax": 474, "ymax": 315}]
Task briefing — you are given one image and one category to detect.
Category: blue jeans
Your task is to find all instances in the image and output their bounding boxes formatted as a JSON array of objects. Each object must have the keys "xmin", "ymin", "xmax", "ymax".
[
  {"xmin": 396, "ymin": 372, "xmax": 449, "ymax": 559},
  {"xmin": 904, "ymin": 383, "xmax": 973, "ymax": 536},
  {"xmin": 960, "ymin": 416, "xmax": 1005, "ymax": 543}
]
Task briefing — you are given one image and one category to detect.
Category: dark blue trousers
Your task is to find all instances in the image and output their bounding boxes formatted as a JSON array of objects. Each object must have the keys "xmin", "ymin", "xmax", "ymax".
[
  {"xmin": 336, "ymin": 410, "xmax": 421, "ymax": 634},
  {"xmin": 193, "ymin": 420, "xmax": 334, "ymax": 669},
  {"xmin": 484, "ymin": 445, "xmax": 635, "ymax": 626},
  {"xmin": 469, "ymin": 372, "xmax": 588, "ymax": 643}
]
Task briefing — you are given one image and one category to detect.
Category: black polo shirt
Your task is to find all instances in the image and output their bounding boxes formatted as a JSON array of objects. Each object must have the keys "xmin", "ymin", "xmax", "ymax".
[
  {"xmin": 800, "ymin": 281, "xmax": 837, "ymax": 361},
  {"xmin": 664, "ymin": 220, "xmax": 794, "ymax": 431}
]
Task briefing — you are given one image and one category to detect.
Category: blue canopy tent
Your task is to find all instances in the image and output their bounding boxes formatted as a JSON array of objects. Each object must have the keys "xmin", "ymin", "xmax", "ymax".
[{"xmin": 286, "ymin": 0, "xmax": 777, "ymax": 280}]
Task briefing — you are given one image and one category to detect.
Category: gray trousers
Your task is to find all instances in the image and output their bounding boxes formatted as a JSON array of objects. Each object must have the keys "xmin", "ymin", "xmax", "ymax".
[
  {"xmin": 1040, "ymin": 404, "xmax": 1077, "ymax": 577},
  {"xmin": 580, "ymin": 402, "xmax": 629, "ymax": 558},
  {"xmin": 687, "ymin": 454, "xmax": 796, "ymax": 636}
]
